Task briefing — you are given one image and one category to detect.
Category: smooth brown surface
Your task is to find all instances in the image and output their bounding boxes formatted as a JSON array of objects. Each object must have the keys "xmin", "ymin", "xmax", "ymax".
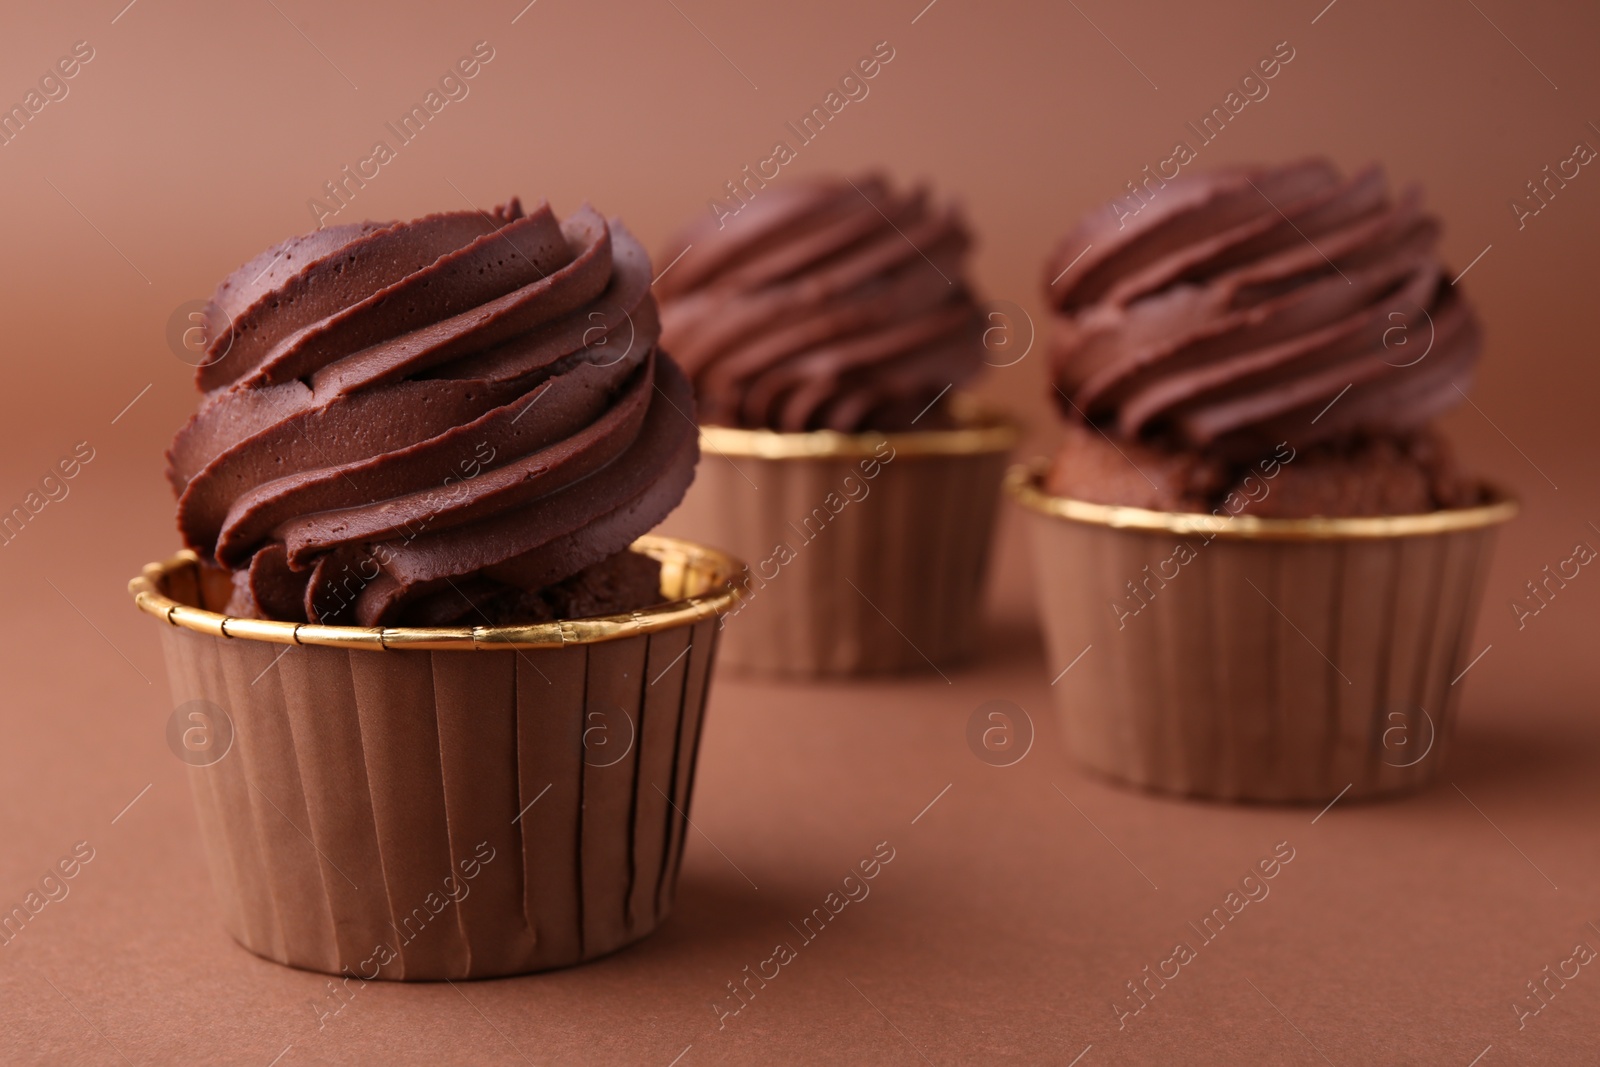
[
  {"xmin": 6, "ymin": 447, "xmax": 1600, "ymax": 1064},
  {"xmin": 3, "ymin": 0, "xmax": 1599, "ymax": 1062}
]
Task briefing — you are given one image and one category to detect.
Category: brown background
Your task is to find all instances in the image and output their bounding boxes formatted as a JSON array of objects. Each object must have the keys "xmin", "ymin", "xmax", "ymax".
[{"xmin": 2, "ymin": 0, "xmax": 1598, "ymax": 1063}]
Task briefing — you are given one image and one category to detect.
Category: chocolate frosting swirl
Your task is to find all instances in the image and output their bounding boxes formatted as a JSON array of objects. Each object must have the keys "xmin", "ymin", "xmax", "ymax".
[
  {"xmin": 655, "ymin": 174, "xmax": 985, "ymax": 432},
  {"xmin": 167, "ymin": 199, "xmax": 698, "ymax": 626},
  {"xmin": 1045, "ymin": 159, "xmax": 1481, "ymax": 456}
]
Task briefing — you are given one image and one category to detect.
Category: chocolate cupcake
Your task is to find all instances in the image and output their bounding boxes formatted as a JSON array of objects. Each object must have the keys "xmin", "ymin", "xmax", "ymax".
[
  {"xmin": 133, "ymin": 199, "xmax": 741, "ymax": 978},
  {"xmin": 655, "ymin": 174, "xmax": 1017, "ymax": 676},
  {"xmin": 1011, "ymin": 159, "xmax": 1515, "ymax": 802}
]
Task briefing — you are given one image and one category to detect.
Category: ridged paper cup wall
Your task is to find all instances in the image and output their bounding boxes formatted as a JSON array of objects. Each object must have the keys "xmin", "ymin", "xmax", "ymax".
[
  {"xmin": 129, "ymin": 536, "xmax": 742, "ymax": 980},
  {"xmin": 1007, "ymin": 461, "xmax": 1516, "ymax": 804},
  {"xmin": 660, "ymin": 401, "xmax": 1018, "ymax": 676}
]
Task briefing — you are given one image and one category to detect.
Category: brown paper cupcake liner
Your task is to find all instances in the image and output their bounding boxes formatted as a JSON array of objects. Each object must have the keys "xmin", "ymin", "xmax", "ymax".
[
  {"xmin": 1007, "ymin": 461, "xmax": 1516, "ymax": 803},
  {"xmin": 659, "ymin": 400, "xmax": 1018, "ymax": 676},
  {"xmin": 131, "ymin": 536, "xmax": 740, "ymax": 979}
]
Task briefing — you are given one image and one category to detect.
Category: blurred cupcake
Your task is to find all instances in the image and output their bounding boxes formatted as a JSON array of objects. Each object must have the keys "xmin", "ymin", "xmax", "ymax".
[
  {"xmin": 134, "ymin": 198, "xmax": 741, "ymax": 978},
  {"xmin": 1011, "ymin": 159, "xmax": 1515, "ymax": 802},
  {"xmin": 655, "ymin": 173, "xmax": 1017, "ymax": 676}
]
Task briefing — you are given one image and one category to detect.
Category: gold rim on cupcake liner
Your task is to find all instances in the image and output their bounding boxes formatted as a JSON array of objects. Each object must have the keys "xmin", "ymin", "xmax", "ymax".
[
  {"xmin": 1005, "ymin": 458, "xmax": 1518, "ymax": 541},
  {"xmin": 698, "ymin": 395, "xmax": 1020, "ymax": 460},
  {"xmin": 129, "ymin": 535, "xmax": 745, "ymax": 651}
]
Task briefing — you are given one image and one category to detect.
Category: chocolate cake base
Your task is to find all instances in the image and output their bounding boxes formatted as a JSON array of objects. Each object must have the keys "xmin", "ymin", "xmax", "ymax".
[
  {"xmin": 474, "ymin": 550, "xmax": 664, "ymax": 625},
  {"xmin": 1044, "ymin": 422, "xmax": 1479, "ymax": 518},
  {"xmin": 222, "ymin": 549, "xmax": 665, "ymax": 627}
]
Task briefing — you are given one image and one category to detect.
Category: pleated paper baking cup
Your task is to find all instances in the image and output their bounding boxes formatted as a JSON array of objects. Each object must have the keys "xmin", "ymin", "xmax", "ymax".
[
  {"xmin": 1007, "ymin": 461, "xmax": 1516, "ymax": 803},
  {"xmin": 660, "ymin": 402, "xmax": 1018, "ymax": 676},
  {"xmin": 129, "ymin": 536, "xmax": 741, "ymax": 979}
]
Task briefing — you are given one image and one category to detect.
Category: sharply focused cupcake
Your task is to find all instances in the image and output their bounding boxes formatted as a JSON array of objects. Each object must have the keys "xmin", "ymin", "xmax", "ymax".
[
  {"xmin": 654, "ymin": 173, "xmax": 1017, "ymax": 675},
  {"xmin": 132, "ymin": 199, "xmax": 741, "ymax": 978},
  {"xmin": 1010, "ymin": 159, "xmax": 1515, "ymax": 802}
]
